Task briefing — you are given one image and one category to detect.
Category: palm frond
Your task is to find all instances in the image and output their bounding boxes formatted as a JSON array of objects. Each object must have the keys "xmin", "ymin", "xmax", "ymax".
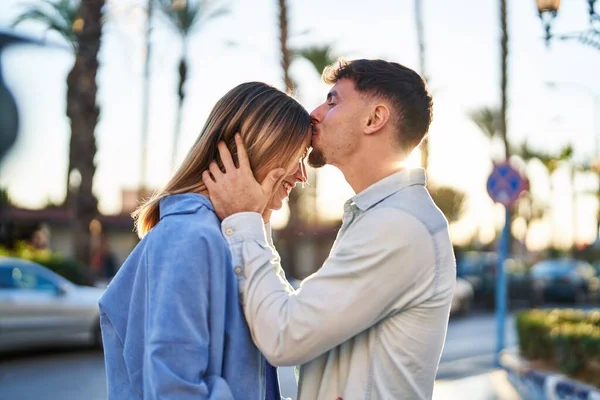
[
  {"xmin": 42, "ymin": 0, "xmax": 79, "ymax": 27},
  {"xmin": 559, "ymin": 144, "xmax": 574, "ymax": 160},
  {"xmin": 11, "ymin": 0, "xmax": 79, "ymax": 49},
  {"xmin": 295, "ymin": 45, "xmax": 337, "ymax": 76},
  {"xmin": 468, "ymin": 107, "xmax": 500, "ymax": 139},
  {"xmin": 157, "ymin": 0, "xmax": 229, "ymax": 37},
  {"xmin": 205, "ymin": 5, "xmax": 229, "ymax": 21},
  {"xmin": 519, "ymin": 142, "xmax": 573, "ymax": 174}
]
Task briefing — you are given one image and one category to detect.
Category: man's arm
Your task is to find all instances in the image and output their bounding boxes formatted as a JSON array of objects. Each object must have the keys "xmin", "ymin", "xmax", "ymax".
[
  {"xmin": 202, "ymin": 136, "xmax": 436, "ymax": 365},
  {"xmin": 222, "ymin": 207, "xmax": 436, "ymax": 367}
]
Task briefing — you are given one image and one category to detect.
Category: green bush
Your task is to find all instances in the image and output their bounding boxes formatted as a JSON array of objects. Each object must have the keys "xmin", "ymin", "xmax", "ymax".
[
  {"xmin": 516, "ymin": 309, "xmax": 555, "ymax": 360},
  {"xmin": 35, "ymin": 256, "xmax": 86, "ymax": 285},
  {"xmin": 518, "ymin": 309, "xmax": 600, "ymax": 381},
  {"xmin": 0, "ymin": 242, "xmax": 86, "ymax": 285}
]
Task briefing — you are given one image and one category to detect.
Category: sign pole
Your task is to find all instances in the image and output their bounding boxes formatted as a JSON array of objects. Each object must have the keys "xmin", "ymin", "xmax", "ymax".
[
  {"xmin": 495, "ymin": 206, "xmax": 510, "ymax": 367},
  {"xmin": 486, "ymin": 161, "xmax": 525, "ymax": 368}
]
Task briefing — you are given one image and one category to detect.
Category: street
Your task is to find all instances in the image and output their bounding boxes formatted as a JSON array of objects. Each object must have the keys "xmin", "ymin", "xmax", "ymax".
[{"xmin": 0, "ymin": 312, "xmax": 518, "ymax": 400}]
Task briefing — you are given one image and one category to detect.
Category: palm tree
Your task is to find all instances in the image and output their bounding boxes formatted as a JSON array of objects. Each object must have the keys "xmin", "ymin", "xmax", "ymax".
[
  {"xmin": 296, "ymin": 45, "xmax": 336, "ymax": 76},
  {"xmin": 13, "ymin": 0, "xmax": 79, "ymax": 201},
  {"xmin": 429, "ymin": 186, "xmax": 465, "ymax": 223},
  {"xmin": 275, "ymin": 0, "xmax": 301, "ymax": 277},
  {"xmin": 294, "ymin": 44, "xmax": 336, "ymax": 223},
  {"xmin": 12, "ymin": 0, "xmax": 79, "ymax": 49},
  {"xmin": 277, "ymin": 0, "xmax": 294, "ymax": 95},
  {"xmin": 515, "ymin": 190, "xmax": 547, "ymax": 247},
  {"xmin": 520, "ymin": 142, "xmax": 573, "ymax": 247},
  {"xmin": 13, "ymin": 0, "xmax": 105, "ymax": 271},
  {"xmin": 413, "ymin": 0, "xmax": 430, "ymax": 169},
  {"xmin": 469, "ymin": 106, "xmax": 508, "ymax": 157},
  {"xmin": 469, "ymin": 3, "xmax": 511, "ymax": 160},
  {"xmin": 499, "ymin": 0, "xmax": 509, "ymax": 161},
  {"xmin": 157, "ymin": 0, "xmax": 229, "ymax": 170}
]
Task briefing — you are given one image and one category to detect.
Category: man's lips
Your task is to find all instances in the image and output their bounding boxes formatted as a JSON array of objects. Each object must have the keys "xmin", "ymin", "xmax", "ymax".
[{"xmin": 311, "ymin": 123, "xmax": 319, "ymax": 135}]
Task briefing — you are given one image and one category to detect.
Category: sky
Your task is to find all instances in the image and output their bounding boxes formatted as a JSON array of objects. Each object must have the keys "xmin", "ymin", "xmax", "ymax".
[{"xmin": 1, "ymin": 0, "xmax": 600, "ymax": 250}]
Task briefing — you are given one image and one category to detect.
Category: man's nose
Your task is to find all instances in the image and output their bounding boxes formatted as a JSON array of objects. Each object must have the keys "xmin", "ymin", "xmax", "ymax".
[
  {"xmin": 295, "ymin": 161, "xmax": 308, "ymax": 183},
  {"xmin": 309, "ymin": 103, "xmax": 325, "ymax": 123}
]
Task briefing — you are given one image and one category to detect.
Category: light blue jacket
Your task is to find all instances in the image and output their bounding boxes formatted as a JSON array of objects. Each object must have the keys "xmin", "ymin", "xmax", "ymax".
[{"xmin": 99, "ymin": 193, "xmax": 271, "ymax": 399}]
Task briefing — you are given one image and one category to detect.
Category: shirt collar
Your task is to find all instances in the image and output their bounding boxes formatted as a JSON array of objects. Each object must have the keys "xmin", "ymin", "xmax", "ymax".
[
  {"xmin": 159, "ymin": 193, "xmax": 214, "ymax": 219},
  {"xmin": 351, "ymin": 168, "xmax": 427, "ymax": 212}
]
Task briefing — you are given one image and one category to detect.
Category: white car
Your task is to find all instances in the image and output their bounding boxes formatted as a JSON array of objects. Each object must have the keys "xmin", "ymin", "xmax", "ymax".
[
  {"xmin": 0, "ymin": 257, "xmax": 105, "ymax": 352},
  {"xmin": 451, "ymin": 277, "xmax": 474, "ymax": 316}
]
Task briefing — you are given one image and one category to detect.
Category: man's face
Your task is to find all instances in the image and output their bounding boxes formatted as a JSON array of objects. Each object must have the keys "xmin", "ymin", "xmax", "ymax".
[{"xmin": 308, "ymin": 79, "xmax": 363, "ymax": 168}]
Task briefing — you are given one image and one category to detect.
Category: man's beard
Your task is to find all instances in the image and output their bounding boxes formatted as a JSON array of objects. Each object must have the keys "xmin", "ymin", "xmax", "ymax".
[{"xmin": 308, "ymin": 147, "xmax": 326, "ymax": 168}]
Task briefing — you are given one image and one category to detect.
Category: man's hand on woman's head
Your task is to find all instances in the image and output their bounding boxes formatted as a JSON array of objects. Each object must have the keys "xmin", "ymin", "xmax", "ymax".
[{"xmin": 202, "ymin": 134, "xmax": 285, "ymax": 221}]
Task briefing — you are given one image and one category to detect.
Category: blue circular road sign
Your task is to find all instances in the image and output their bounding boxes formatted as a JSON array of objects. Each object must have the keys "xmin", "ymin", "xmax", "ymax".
[{"xmin": 486, "ymin": 162, "xmax": 526, "ymax": 208}]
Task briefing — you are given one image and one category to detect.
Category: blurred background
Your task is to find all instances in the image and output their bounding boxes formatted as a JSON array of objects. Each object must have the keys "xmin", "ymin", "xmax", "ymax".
[{"xmin": 0, "ymin": 0, "xmax": 600, "ymax": 399}]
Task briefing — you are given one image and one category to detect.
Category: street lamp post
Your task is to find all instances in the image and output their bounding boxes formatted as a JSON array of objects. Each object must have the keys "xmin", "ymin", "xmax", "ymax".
[{"xmin": 536, "ymin": 0, "xmax": 600, "ymax": 49}]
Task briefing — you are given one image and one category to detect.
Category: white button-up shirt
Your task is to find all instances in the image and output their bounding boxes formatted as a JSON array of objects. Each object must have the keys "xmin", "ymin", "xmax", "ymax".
[{"xmin": 222, "ymin": 168, "xmax": 457, "ymax": 400}]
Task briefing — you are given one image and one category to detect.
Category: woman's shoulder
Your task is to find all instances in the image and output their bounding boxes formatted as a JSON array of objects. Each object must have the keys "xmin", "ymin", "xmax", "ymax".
[{"xmin": 148, "ymin": 194, "xmax": 225, "ymax": 246}]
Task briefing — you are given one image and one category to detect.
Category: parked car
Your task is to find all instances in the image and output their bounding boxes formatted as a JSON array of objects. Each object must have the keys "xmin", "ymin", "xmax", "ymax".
[
  {"xmin": 451, "ymin": 277, "xmax": 474, "ymax": 316},
  {"xmin": 456, "ymin": 251, "xmax": 533, "ymax": 309},
  {"xmin": 0, "ymin": 257, "xmax": 105, "ymax": 352},
  {"xmin": 530, "ymin": 258, "xmax": 597, "ymax": 305}
]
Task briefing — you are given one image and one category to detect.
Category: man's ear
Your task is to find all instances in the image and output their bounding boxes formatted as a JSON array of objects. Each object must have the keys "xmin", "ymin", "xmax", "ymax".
[{"xmin": 364, "ymin": 104, "xmax": 390, "ymax": 135}]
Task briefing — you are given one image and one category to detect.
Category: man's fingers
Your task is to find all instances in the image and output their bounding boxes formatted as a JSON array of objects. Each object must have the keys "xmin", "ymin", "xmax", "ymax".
[
  {"xmin": 208, "ymin": 161, "xmax": 223, "ymax": 180},
  {"xmin": 201, "ymin": 170, "xmax": 215, "ymax": 188},
  {"xmin": 217, "ymin": 141, "xmax": 235, "ymax": 171},
  {"xmin": 260, "ymin": 168, "xmax": 286, "ymax": 197},
  {"xmin": 235, "ymin": 133, "xmax": 250, "ymax": 169}
]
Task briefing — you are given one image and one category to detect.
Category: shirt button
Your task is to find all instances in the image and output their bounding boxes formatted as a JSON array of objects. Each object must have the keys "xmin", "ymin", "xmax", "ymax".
[
  {"xmin": 225, "ymin": 228, "xmax": 234, "ymax": 236},
  {"xmin": 234, "ymin": 267, "xmax": 242, "ymax": 275}
]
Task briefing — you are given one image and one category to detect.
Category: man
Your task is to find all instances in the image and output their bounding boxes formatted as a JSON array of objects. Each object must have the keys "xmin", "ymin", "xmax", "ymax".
[{"xmin": 202, "ymin": 59, "xmax": 456, "ymax": 400}]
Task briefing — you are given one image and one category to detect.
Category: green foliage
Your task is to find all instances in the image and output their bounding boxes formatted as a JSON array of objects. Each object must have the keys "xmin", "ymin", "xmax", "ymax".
[
  {"xmin": 518, "ymin": 309, "xmax": 600, "ymax": 381},
  {"xmin": 0, "ymin": 187, "xmax": 11, "ymax": 208},
  {"xmin": 519, "ymin": 142, "xmax": 573, "ymax": 174},
  {"xmin": 0, "ymin": 242, "xmax": 86, "ymax": 284},
  {"xmin": 549, "ymin": 323, "xmax": 599, "ymax": 374},
  {"xmin": 295, "ymin": 45, "xmax": 337, "ymax": 76},
  {"xmin": 156, "ymin": 0, "xmax": 229, "ymax": 38},
  {"xmin": 429, "ymin": 186, "xmax": 465, "ymax": 223},
  {"xmin": 516, "ymin": 309, "xmax": 555, "ymax": 360},
  {"xmin": 12, "ymin": 0, "xmax": 80, "ymax": 51},
  {"xmin": 469, "ymin": 107, "xmax": 501, "ymax": 139}
]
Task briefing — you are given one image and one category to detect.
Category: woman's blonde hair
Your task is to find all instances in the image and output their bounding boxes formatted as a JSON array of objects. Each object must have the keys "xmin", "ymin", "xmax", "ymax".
[{"xmin": 132, "ymin": 82, "xmax": 311, "ymax": 238}]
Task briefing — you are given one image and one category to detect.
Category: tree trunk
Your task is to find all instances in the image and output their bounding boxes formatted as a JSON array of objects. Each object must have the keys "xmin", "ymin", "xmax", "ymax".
[
  {"xmin": 140, "ymin": 0, "xmax": 154, "ymax": 194},
  {"xmin": 500, "ymin": 0, "xmax": 510, "ymax": 161},
  {"xmin": 67, "ymin": 0, "xmax": 103, "ymax": 275},
  {"xmin": 414, "ymin": 0, "xmax": 429, "ymax": 170},
  {"xmin": 277, "ymin": 0, "xmax": 300, "ymax": 277},
  {"xmin": 172, "ymin": 55, "xmax": 187, "ymax": 171},
  {"xmin": 278, "ymin": 0, "xmax": 294, "ymax": 94},
  {"xmin": 498, "ymin": 0, "xmax": 515, "ymax": 255}
]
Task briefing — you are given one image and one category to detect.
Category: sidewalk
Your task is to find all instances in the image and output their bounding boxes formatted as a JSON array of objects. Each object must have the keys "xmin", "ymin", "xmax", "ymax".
[
  {"xmin": 433, "ymin": 370, "xmax": 520, "ymax": 400},
  {"xmin": 433, "ymin": 352, "xmax": 520, "ymax": 400}
]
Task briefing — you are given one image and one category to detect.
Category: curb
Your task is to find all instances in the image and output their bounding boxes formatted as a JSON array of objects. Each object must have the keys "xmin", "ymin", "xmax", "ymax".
[{"xmin": 500, "ymin": 351, "xmax": 600, "ymax": 400}]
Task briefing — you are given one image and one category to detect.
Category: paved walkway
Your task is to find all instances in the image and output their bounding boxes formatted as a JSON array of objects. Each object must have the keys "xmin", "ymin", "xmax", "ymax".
[{"xmin": 434, "ymin": 370, "xmax": 520, "ymax": 400}]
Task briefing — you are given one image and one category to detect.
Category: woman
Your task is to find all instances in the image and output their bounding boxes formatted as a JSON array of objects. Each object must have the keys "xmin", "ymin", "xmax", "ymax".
[{"xmin": 98, "ymin": 82, "xmax": 311, "ymax": 400}]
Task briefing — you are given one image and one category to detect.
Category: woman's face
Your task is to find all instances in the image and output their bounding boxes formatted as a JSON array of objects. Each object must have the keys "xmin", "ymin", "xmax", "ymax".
[{"xmin": 266, "ymin": 130, "xmax": 312, "ymax": 211}]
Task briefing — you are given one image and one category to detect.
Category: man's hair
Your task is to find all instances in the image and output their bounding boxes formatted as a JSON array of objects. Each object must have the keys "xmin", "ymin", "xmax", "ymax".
[{"xmin": 323, "ymin": 59, "xmax": 433, "ymax": 155}]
